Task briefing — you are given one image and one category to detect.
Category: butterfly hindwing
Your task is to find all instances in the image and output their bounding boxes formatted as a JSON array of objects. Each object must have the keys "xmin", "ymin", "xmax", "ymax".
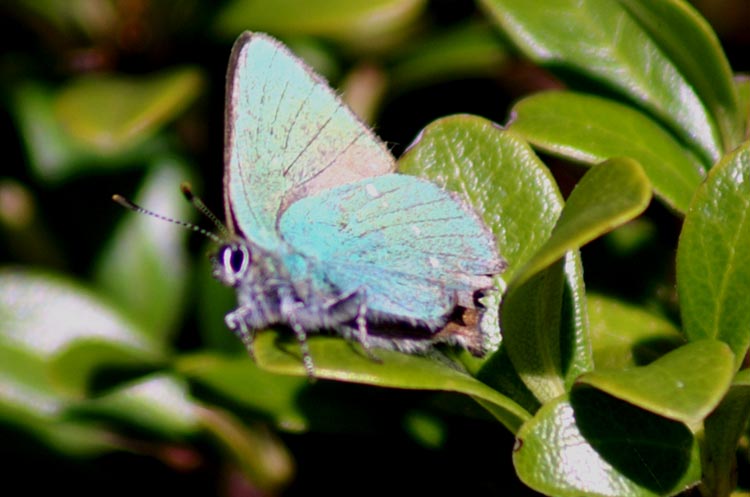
[
  {"xmin": 224, "ymin": 32, "xmax": 395, "ymax": 249},
  {"xmin": 279, "ymin": 174, "xmax": 505, "ymax": 327}
]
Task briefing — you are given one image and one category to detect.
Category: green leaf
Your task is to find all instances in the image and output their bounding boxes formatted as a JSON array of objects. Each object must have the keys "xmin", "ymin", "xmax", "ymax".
[
  {"xmin": 508, "ymin": 91, "xmax": 704, "ymax": 213},
  {"xmin": 0, "ymin": 342, "xmax": 117, "ymax": 455},
  {"xmin": 559, "ymin": 250, "xmax": 592, "ymax": 386},
  {"xmin": 95, "ymin": 158, "xmax": 194, "ymax": 342},
  {"xmin": 514, "ymin": 390, "xmax": 702, "ymax": 497},
  {"xmin": 588, "ymin": 293, "xmax": 684, "ymax": 370},
  {"xmin": 0, "ymin": 268, "xmax": 163, "ymax": 396},
  {"xmin": 737, "ymin": 76, "xmax": 750, "ymax": 142},
  {"xmin": 475, "ymin": 344, "xmax": 541, "ymax": 415},
  {"xmin": 676, "ymin": 141, "xmax": 750, "ymax": 369},
  {"xmin": 480, "ymin": 0, "xmax": 722, "ymax": 165},
  {"xmin": 10, "ymin": 83, "xmax": 85, "ymax": 182},
  {"xmin": 515, "ymin": 158, "xmax": 652, "ymax": 287},
  {"xmin": 502, "ymin": 159, "xmax": 651, "ymax": 403},
  {"xmin": 616, "ymin": 0, "xmax": 743, "ymax": 150},
  {"xmin": 253, "ymin": 331, "xmax": 531, "ymax": 434},
  {"xmin": 577, "ymin": 340, "xmax": 734, "ymax": 426},
  {"xmin": 54, "ymin": 67, "xmax": 203, "ymax": 154},
  {"xmin": 703, "ymin": 369, "xmax": 750, "ymax": 497},
  {"xmin": 73, "ymin": 373, "xmax": 200, "ymax": 439},
  {"xmin": 389, "ymin": 22, "xmax": 510, "ymax": 91},
  {"xmin": 9, "ymin": 83, "xmax": 161, "ymax": 183},
  {"xmin": 501, "ymin": 259, "xmax": 566, "ymax": 402},
  {"xmin": 176, "ymin": 353, "xmax": 310, "ymax": 432},
  {"xmin": 501, "ymin": 249, "xmax": 592, "ymax": 403},
  {"xmin": 214, "ymin": 0, "xmax": 425, "ymax": 44}
]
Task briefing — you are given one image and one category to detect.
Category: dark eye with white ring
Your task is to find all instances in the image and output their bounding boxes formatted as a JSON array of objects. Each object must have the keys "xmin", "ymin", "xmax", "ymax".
[{"xmin": 222, "ymin": 244, "xmax": 250, "ymax": 275}]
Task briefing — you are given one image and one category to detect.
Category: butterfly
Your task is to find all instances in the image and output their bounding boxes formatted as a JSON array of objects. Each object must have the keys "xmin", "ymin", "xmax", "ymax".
[
  {"xmin": 212, "ymin": 31, "xmax": 505, "ymax": 375},
  {"xmin": 115, "ymin": 31, "xmax": 506, "ymax": 377}
]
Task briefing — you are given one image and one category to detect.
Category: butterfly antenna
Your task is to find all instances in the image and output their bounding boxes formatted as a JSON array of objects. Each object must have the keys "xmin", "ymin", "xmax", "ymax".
[
  {"xmin": 180, "ymin": 182, "xmax": 231, "ymax": 239},
  {"xmin": 112, "ymin": 193, "xmax": 222, "ymax": 244}
]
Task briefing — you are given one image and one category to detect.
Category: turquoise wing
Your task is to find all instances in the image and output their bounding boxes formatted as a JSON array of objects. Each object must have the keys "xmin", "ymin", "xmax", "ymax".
[
  {"xmin": 278, "ymin": 174, "xmax": 504, "ymax": 326},
  {"xmin": 224, "ymin": 32, "xmax": 395, "ymax": 250}
]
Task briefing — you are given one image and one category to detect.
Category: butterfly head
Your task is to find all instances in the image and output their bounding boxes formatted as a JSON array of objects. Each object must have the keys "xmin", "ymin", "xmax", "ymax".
[{"xmin": 212, "ymin": 241, "xmax": 252, "ymax": 287}]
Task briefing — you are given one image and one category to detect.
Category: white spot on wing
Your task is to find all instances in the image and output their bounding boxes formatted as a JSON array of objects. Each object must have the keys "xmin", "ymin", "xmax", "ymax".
[
  {"xmin": 365, "ymin": 183, "xmax": 381, "ymax": 198},
  {"xmin": 412, "ymin": 226, "xmax": 421, "ymax": 236},
  {"xmin": 428, "ymin": 256, "xmax": 440, "ymax": 268}
]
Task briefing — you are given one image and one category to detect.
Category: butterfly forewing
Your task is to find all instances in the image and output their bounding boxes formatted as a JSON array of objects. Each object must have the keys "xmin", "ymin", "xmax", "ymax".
[{"xmin": 224, "ymin": 32, "xmax": 395, "ymax": 249}]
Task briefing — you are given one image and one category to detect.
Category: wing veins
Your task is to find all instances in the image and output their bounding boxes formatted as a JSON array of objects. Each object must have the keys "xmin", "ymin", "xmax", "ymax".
[
  {"xmin": 283, "ymin": 102, "xmax": 339, "ymax": 176},
  {"xmin": 331, "ymin": 239, "xmax": 495, "ymax": 266},
  {"xmin": 353, "ymin": 215, "xmax": 466, "ymax": 238},
  {"xmin": 234, "ymin": 42, "xmax": 280, "ymax": 239},
  {"xmin": 272, "ymin": 79, "xmax": 291, "ymax": 125},
  {"xmin": 353, "ymin": 197, "xmax": 449, "ymax": 225},
  {"xmin": 300, "ymin": 127, "xmax": 368, "ymax": 185},
  {"xmin": 280, "ymin": 80, "xmax": 317, "ymax": 155}
]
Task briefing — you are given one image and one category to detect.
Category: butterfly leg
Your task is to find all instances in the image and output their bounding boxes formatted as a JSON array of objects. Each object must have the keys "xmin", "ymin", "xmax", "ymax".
[
  {"xmin": 278, "ymin": 290, "xmax": 316, "ymax": 377},
  {"xmin": 225, "ymin": 311, "xmax": 256, "ymax": 359},
  {"xmin": 333, "ymin": 288, "xmax": 381, "ymax": 363},
  {"xmin": 355, "ymin": 295, "xmax": 382, "ymax": 363}
]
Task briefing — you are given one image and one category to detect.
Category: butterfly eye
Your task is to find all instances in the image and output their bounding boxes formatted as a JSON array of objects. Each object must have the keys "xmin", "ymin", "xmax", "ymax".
[{"xmin": 222, "ymin": 244, "xmax": 250, "ymax": 275}]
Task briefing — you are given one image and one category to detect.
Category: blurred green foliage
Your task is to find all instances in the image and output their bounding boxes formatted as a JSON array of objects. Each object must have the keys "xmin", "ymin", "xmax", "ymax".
[{"xmin": 1, "ymin": 1, "xmax": 749, "ymax": 496}]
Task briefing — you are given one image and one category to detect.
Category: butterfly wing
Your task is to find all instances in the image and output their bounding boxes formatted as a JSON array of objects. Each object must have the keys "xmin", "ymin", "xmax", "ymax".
[
  {"xmin": 224, "ymin": 32, "xmax": 396, "ymax": 250},
  {"xmin": 279, "ymin": 174, "xmax": 505, "ymax": 327}
]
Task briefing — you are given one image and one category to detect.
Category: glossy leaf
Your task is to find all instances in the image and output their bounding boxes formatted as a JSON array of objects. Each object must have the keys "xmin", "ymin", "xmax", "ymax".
[
  {"xmin": 96, "ymin": 159, "xmax": 194, "ymax": 342},
  {"xmin": 677, "ymin": 141, "xmax": 750, "ymax": 369},
  {"xmin": 0, "ymin": 268, "xmax": 163, "ymax": 396},
  {"xmin": 502, "ymin": 259, "xmax": 566, "ymax": 402},
  {"xmin": 501, "ymin": 248, "xmax": 591, "ymax": 404},
  {"xmin": 578, "ymin": 339, "xmax": 734, "ymax": 426},
  {"xmin": 514, "ymin": 390, "xmax": 701, "ymax": 497},
  {"xmin": 617, "ymin": 0, "xmax": 742, "ymax": 150},
  {"xmin": 54, "ymin": 67, "xmax": 203, "ymax": 153},
  {"xmin": 588, "ymin": 293, "xmax": 684, "ymax": 370},
  {"xmin": 253, "ymin": 331, "xmax": 531, "ymax": 434},
  {"xmin": 481, "ymin": 0, "xmax": 722, "ymax": 164},
  {"xmin": 502, "ymin": 159, "xmax": 650, "ymax": 403},
  {"xmin": 509, "ymin": 91, "xmax": 704, "ymax": 213},
  {"xmin": 559, "ymin": 250, "xmax": 592, "ymax": 387},
  {"xmin": 214, "ymin": 0, "xmax": 425, "ymax": 43},
  {"xmin": 703, "ymin": 369, "xmax": 750, "ymax": 497},
  {"xmin": 515, "ymin": 158, "xmax": 652, "ymax": 287}
]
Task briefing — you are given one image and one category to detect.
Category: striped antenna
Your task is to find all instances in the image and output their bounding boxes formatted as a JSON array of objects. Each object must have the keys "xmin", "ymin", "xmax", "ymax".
[
  {"xmin": 180, "ymin": 183, "xmax": 230, "ymax": 239},
  {"xmin": 112, "ymin": 192, "xmax": 223, "ymax": 244}
]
